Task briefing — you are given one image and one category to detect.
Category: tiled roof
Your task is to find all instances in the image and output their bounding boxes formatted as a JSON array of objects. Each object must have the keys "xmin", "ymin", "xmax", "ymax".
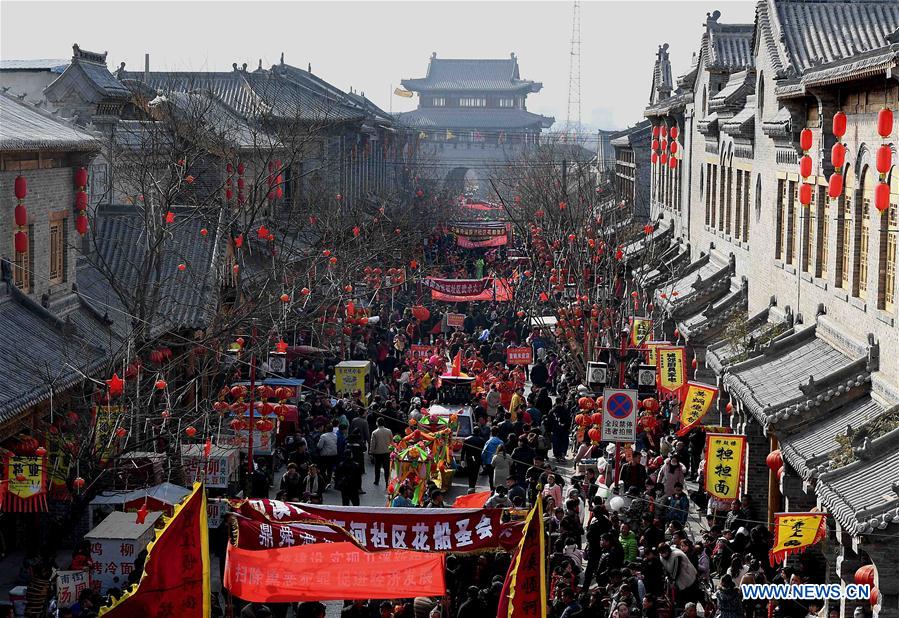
[
  {"xmin": 816, "ymin": 428, "xmax": 899, "ymax": 535},
  {"xmin": 800, "ymin": 48, "xmax": 899, "ymax": 89},
  {"xmin": 677, "ymin": 282, "xmax": 747, "ymax": 343},
  {"xmin": 706, "ymin": 307, "xmax": 792, "ymax": 374},
  {"xmin": 89, "ymin": 206, "xmax": 226, "ymax": 340},
  {"xmin": 622, "ymin": 221, "xmax": 673, "ymax": 262},
  {"xmin": 723, "ymin": 326, "xmax": 864, "ymax": 424},
  {"xmin": 610, "ymin": 120, "xmax": 652, "ymax": 147},
  {"xmin": 705, "ymin": 22, "xmax": 754, "ymax": 70},
  {"xmin": 0, "ymin": 59, "xmax": 68, "ymax": 72},
  {"xmin": 396, "ymin": 108, "xmax": 553, "ymax": 130},
  {"xmin": 644, "ymin": 91, "xmax": 690, "ymax": 117},
  {"xmin": 162, "ymin": 91, "xmax": 267, "ymax": 150},
  {"xmin": 709, "ymin": 69, "xmax": 755, "ymax": 112},
  {"xmin": 655, "ymin": 252, "xmax": 733, "ymax": 316},
  {"xmin": 0, "ymin": 289, "xmax": 109, "ymax": 424},
  {"xmin": 402, "ymin": 57, "xmax": 539, "ymax": 92},
  {"xmin": 772, "ymin": 0, "xmax": 899, "ymax": 75},
  {"xmin": 0, "ymin": 92, "xmax": 100, "ymax": 152},
  {"xmin": 780, "ymin": 395, "xmax": 884, "ymax": 480},
  {"xmin": 78, "ymin": 61, "xmax": 131, "ymax": 99},
  {"xmin": 720, "ymin": 95, "xmax": 757, "ymax": 137}
]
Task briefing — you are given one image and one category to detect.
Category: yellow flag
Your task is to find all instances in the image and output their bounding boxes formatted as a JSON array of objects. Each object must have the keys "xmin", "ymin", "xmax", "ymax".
[
  {"xmin": 629, "ymin": 317, "xmax": 653, "ymax": 346},
  {"xmin": 769, "ymin": 513, "xmax": 826, "ymax": 566},
  {"xmin": 703, "ymin": 433, "xmax": 745, "ymax": 501},
  {"xmin": 677, "ymin": 381, "xmax": 718, "ymax": 435},
  {"xmin": 656, "ymin": 346, "xmax": 686, "ymax": 395},
  {"xmin": 644, "ymin": 341, "xmax": 671, "ymax": 366},
  {"xmin": 446, "ymin": 130, "xmax": 455, "ymax": 140},
  {"xmin": 393, "ymin": 87, "xmax": 414, "ymax": 98}
]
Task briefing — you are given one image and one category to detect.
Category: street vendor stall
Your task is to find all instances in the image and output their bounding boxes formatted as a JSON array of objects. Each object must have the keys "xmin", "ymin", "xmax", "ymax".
[
  {"xmin": 88, "ymin": 482, "xmax": 190, "ymax": 529},
  {"xmin": 85, "ymin": 510, "xmax": 162, "ymax": 593},
  {"xmin": 180, "ymin": 443, "xmax": 240, "ymax": 489},
  {"xmin": 334, "ymin": 360, "xmax": 372, "ymax": 403}
]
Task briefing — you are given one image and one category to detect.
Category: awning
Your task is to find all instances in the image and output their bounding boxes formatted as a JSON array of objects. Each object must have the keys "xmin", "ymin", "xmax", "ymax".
[
  {"xmin": 676, "ymin": 280, "xmax": 747, "ymax": 345},
  {"xmin": 655, "ymin": 251, "xmax": 733, "ymax": 319},
  {"xmin": 722, "ymin": 318, "xmax": 871, "ymax": 428}
]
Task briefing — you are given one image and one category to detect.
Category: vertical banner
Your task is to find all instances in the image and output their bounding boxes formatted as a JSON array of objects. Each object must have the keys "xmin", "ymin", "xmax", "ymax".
[
  {"xmin": 656, "ymin": 346, "xmax": 686, "ymax": 396},
  {"xmin": 644, "ymin": 341, "xmax": 671, "ymax": 367},
  {"xmin": 497, "ymin": 499, "xmax": 546, "ymax": 618},
  {"xmin": 703, "ymin": 434, "xmax": 746, "ymax": 502},
  {"xmin": 769, "ymin": 513, "xmax": 826, "ymax": 567},
  {"xmin": 676, "ymin": 382, "xmax": 718, "ymax": 436},
  {"xmin": 629, "ymin": 317, "xmax": 653, "ymax": 347},
  {"xmin": 3, "ymin": 455, "xmax": 48, "ymax": 512}
]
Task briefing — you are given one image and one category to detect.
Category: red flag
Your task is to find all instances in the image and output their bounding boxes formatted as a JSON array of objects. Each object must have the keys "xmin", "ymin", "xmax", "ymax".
[
  {"xmin": 99, "ymin": 483, "xmax": 210, "ymax": 617},
  {"xmin": 451, "ymin": 351, "xmax": 462, "ymax": 377},
  {"xmin": 497, "ymin": 499, "xmax": 546, "ymax": 618},
  {"xmin": 452, "ymin": 490, "xmax": 491, "ymax": 509}
]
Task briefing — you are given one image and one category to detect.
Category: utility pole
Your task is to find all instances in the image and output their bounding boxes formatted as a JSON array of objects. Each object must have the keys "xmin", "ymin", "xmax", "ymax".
[{"xmin": 566, "ymin": 0, "xmax": 582, "ymax": 135}]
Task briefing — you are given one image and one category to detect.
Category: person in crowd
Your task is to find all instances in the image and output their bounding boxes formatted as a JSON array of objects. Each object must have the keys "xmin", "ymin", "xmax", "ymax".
[
  {"xmin": 369, "ymin": 417, "xmax": 394, "ymax": 488},
  {"xmin": 334, "ymin": 451, "xmax": 362, "ymax": 506}
]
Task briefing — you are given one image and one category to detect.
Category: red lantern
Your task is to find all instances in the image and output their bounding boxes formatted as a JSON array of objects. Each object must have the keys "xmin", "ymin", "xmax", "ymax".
[
  {"xmin": 35, "ymin": 446, "xmax": 47, "ymax": 457},
  {"xmin": 154, "ymin": 379, "xmax": 167, "ymax": 390},
  {"xmin": 74, "ymin": 167, "xmax": 88, "ymax": 188},
  {"xmin": 877, "ymin": 107, "xmax": 893, "ymax": 138},
  {"xmin": 651, "ymin": 139, "xmax": 660, "ymax": 150},
  {"xmin": 578, "ymin": 396, "xmax": 594, "ymax": 411},
  {"xmin": 660, "ymin": 126, "xmax": 668, "ymax": 138},
  {"xmin": 14, "ymin": 204, "xmax": 27, "ymax": 227},
  {"xmin": 652, "ymin": 125, "xmax": 660, "ymax": 138},
  {"xmin": 799, "ymin": 183, "xmax": 813, "ymax": 206},
  {"xmin": 832, "ymin": 111, "xmax": 847, "ymax": 138},
  {"xmin": 725, "ymin": 402, "xmax": 733, "ymax": 414},
  {"xmin": 14, "ymin": 175, "xmax": 27, "ymax": 199},
  {"xmin": 875, "ymin": 182, "xmax": 890, "ymax": 213},
  {"xmin": 644, "ymin": 224, "xmax": 654, "ymax": 235},
  {"xmin": 75, "ymin": 191, "xmax": 88, "ymax": 210},
  {"xmin": 280, "ymin": 293, "xmax": 290, "ymax": 303},
  {"xmin": 799, "ymin": 155, "xmax": 812, "ymax": 178},
  {"xmin": 831, "ymin": 143, "xmax": 846, "ymax": 170},
  {"xmin": 177, "ymin": 263, "xmax": 186, "ymax": 272},
  {"xmin": 568, "ymin": 233, "xmax": 576, "ymax": 243},
  {"xmin": 412, "ymin": 305, "xmax": 430, "ymax": 321},
  {"xmin": 799, "ymin": 128, "xmax": 813, "ymax": 152},
  {"xmin": 14, "ymin": 231, "xmax": 27, "ymax": 254},
  {"xmin": 673, "ymin": 328, "xmax": 680, "ymax": 339},
  {"xmin": 75, "ymin": 214, "xmax": 89, "ymax": 236},
  {"xmin": 230, "ymin": 384, "xmax": 248, "ymax": 399},
  {"xmin": 73, "ymin": 477, "xmax": 85, "ymax": 490},
  {"xmin": 574, "ymin": 414, "xmax": 585, "ymax": 426},
  {"xmin": 301, "ymin": 287, "xmax": 311, "ymax": 296},
  {"xmin": 668, "ymin": 157, "xmax": 678, "ymax": 169},
  {"xmin": 328, "ymin": 257, "xmax": 337, "ymax": 265},
  {"xmin": 116, "ymin": 427, "xmax": 128, "ymax": 438},
  {"xmin": 766, "ymin": 449, "xmax": 783, "ymax": 471},
  {"xmin": 587, "ymin": 428, "xmax": 601, "ymax": 442},
  {"xmin": 854, "ymin": 565, "xmax": 876, "ymax": 587},
  {"xmin": 590, "ymin": 412, "xmax": 603, "ymax": 425},
  {"xmin": 642, "ymin": 397, "xmax": 659, "ymax": 412},
  {"xmin": 876, "ymin": 144, "xmax": 892, "ymax": 175},
  {"xmin": 828, "ymin": 173, "xmax": 844, "ymax": 199},
  {"xmin": 670, "ymin": 126, "xmax": 679, "ymax": 140},
  {"xmin": 660, "ymin": 153, "xmax": 668, "ymax": 165},
  {"xmin": 670, "ymin": 141, "xmax": 679, "ymax": 154},
  {"xmin": 691, "ymin": 358, "xmax": 698, "ymax": 369},
  {"xmin": 651, "ymin": 152, "xmax": 659, "ymax": 165},
  {"xmin": 185, "ymin": 426, "xmax": 197, "ymax": 437}
]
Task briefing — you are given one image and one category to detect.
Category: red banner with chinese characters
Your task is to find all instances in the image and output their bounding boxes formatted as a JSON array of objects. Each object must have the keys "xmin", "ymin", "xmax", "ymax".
[
  {"xmin": 769, "ymin": 512, "xmax": 826, "ymax": 567},
  {"xmin": 3, "ymin": 455, "xmax": 48, "ymax": 512},
  {"xmin": 224, "ymin": 542, "xmax": 446, "ymax": 603},
  {"xmin": 676, "ymin": 382, "xmax": 718, "ymax": 436},
  {"xmin": 497, "ymin": 499, "xmax": 546, "ymax": 618},
  {"xmin": 99, "ymin": 483, "xmax": 210, "ymax": 618},
  {"xmin": 431, "ymin": 278, "xmax": 514, "ymax": 303},
  {"xmin": 229, "ymin": 499, "xmax": 522, "ymax": 553},
  {"xmin": 422, "ymin": 277, "xmax": 491, "ymax": 296},
  {"xmin": 234, "ymin": 516, "xmax": 359, "ymax": 549},
  {"xmin": 457, "ymin": 234, "xmax": 508, "ymax": 249},
  {"xmin": 410, "ymin": 344, "xmax": 433, "ymax": 359},
  {"xmin": 505, "ymin": 347, "xmax": 533, "ymax": 366},
  {"xmin": 449, "ymin": 224, "xmax": 507, "ymax": 237}
]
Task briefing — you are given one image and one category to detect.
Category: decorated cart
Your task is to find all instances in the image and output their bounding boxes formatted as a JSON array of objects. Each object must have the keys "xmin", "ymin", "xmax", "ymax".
[{"xmin": 386, "ymin": 414, "xmax": 459, "ymax": 505}]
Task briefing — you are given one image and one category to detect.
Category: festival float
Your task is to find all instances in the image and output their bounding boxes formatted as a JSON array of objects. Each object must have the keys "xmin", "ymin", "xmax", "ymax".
[{"xmin": 386, "ymin": 411, "xmax": 458, "ymax": 505}]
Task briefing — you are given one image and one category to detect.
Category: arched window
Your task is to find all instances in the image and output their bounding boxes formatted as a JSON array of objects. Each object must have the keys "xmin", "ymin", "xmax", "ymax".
[
  {"xmin": 755, "ymin": 174, "xmax": 762, "ymax": 223},
  {"xmin": 757, "ymin": 73, "xmax": 765, "ymax": 118},
  {"xmin": 879, "ymin": 168, "xmax": 897, "ymax": 312},
  {"xmin": 837, "ymin": 167, "xmax": 855, "ymax": 289},
  {"xmin": 857, "ymin": 166, "xmax": 875, "ymax": 299},
  {"xmin": 702, "ymin": 86, "xmax": 708, "ymax": 116}
]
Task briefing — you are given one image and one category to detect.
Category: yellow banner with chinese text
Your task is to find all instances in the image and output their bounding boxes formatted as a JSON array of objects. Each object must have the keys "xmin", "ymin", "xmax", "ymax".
[
  {"xmin": 676, "ymin": 381, "xmax": 718, "ymax": 435},
  {"xmin": 769, "ymin": 513, "xmax": 826, "ymax": 567},
  {"xmin": 703, "ymin": 433, "xmax": 745, "ymax": 501},
  {"xmin": 657, "ymin": 346, "xmax": 686, "ymax": 396}
]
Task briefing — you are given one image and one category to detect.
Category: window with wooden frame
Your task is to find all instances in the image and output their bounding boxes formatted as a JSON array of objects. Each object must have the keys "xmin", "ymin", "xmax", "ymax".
[
  {"xmin": 49, "ymin": 218, "xmax": 67, "ymax": 284},
  {"xmin": 718, "ymin": 166, "xmax": 726, "ymax": 231},
  {"xmin": 775, "ymin": 178, "xmax": 785, "ymax": 260},
  {"xmin": 742, "ymin": 170, "xmax": 751, "ymax": 242},
  {"xmin": 883, "ymin": 196, "xmax": 897, "ymax": 312},
  {"xmin": 786, "ymin": 180, "xmax": 797, "ymax": 265},
  {"xmin": 802, "ymin": 192, "xmax": 814, "ymax": 273},
  {"xmin": 710, "ymin": 165, "xmax": 718, "ymax": 227},
  {"xmin": 13, "ymin": 224, "xmax": 33, "ymax": 293},
  {"xmin": 704, "ymin": 164, "xmax": 711, "ymax": 224},
  {"xmin": 816, "ymin": 185, "xmax": 829, "ymax": 280},
  {"xmin": 734, "ymin": 170, "xmax": 743, "ymax": 240},
  {"xmin": 725, "ymin": 166, "xmax": 733, "ymax": 235},
  {"xmin": 858, "ymin": 168, "xmax": 874, "ymax": 299}
]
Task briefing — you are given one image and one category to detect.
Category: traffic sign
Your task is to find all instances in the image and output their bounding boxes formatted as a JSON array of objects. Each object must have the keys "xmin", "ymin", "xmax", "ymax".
[{"xmin": 601, "ymin": 388, "xmax": 637, "ymax": 443}]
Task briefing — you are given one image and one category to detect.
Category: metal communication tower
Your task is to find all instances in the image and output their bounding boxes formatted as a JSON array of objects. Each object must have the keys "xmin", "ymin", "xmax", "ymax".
[{"xmin": 566, "ymin": 0, "xmax": 582, "ymax": 134}]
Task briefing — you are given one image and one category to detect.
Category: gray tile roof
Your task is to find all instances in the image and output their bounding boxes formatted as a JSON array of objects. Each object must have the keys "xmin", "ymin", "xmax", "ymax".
[
  {"xmin": 622, "ymin": 221, "xmax": 673, "ymax": 262},
  {"xmin": 706, "ymin": 308, "xmax": 791, "ymax": 374},
  {"xmin": 89, "ymin": 206, "xmax": 226, "ymax": 340},
  {"xmin": 709, "ymin": 69, "xmax": 755, "ymax": 112},
  {"xmin": 77, "ymin": 61, "xmax": 131, "ymax": 99},
  {"xmin": 644, "ymin": 91, "xmax": 690, "ymax": 117},
  {"xmin": 655, "ymin": 253, "xmax": 732, "ymax": 316},
  {"xmin": 800, "ymin": 48, "xmax": 899, "ymax": 90},
  {"xmin": 772, "ymin": 0, "xmax": 899, "ymax": 75},
  {"xmin": 396, "ymin": 108, "xmax": 553, "ymax": 130},
  {"xmin": 677, "ymin": 282, "xmax": 747, "ymax": 343},
  {"xmin": 402, "ymin": 57, "xmax": 539, "ymax": 92},
  {"xmin": 720, "ymin": 95, "xmax": 757, "ymax": 138},
  {"xmin": 0, "ymin": 59, "xmax": 68, "ymax": 72},
  {"xmin": 723, "ymin": 327, "xmax": 862, "ymax": 424},
  {"xmin": 705, "ymin": 22, "xmax": 754, "ymax": 70},
  {"xmin": 780, "ymin": 395, "xmax": 884, "ymax": 481},
  {"xmin": 0, "ymin": 289, "xmax": 109, "ymax": 424},
  {"xmin": 0, "ymin": 93, "xmax": 100, "ymax": 152},
  {"xmin": 816, "ymin": 428, "xmax": 899, "ymax": 535}
]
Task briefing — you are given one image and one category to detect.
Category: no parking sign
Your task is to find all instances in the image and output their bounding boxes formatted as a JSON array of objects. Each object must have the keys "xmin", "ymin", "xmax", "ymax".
[{"xmin": 601, "ymin": 388, "xmax": 637, "ymax": 443}]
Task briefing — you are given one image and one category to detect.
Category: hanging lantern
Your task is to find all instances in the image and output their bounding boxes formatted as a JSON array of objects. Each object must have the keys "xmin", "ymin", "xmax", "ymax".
[
  {"xmin": 766, "ymin": 449, "xmax": 783, "ymax": 471},
  {"xmin": 185, "ymin": 426, "xmax": 197, "ymax": 437},
  {"xmin": 831, "ymin": 143, "xmax": 846, "ymax": 169},
  {"xmin": 587, "ymin": 428, "xmax": 601, "ymax": 443},
  {"xmin": 642, "ymin": 397, "xmax": 659, "ymax": 412},
  {"xmin": 578, "ymin": 396, "xmax": 595, "ymax": 410},
  {"xmin": 651, "ymin": 139, "xmax": 660, "ymax": 151},
  {"xmin": 799, "ymin": 155, "xmax": 812, "ymax": 178},
  {"xmin": 877, "ymin": 107, "xmax": 893, "ymax": 138},
  {"xmin": 301, "ymin": 287, "xmax": 311, "ymax": 296},
  {"xmin": 154, "ymin": 379, "xmax": 167, "ymax": 390},
  {"xmin": 660, "ymin": 126, "xmax": 668, "ymax": 138},
  {"xmin": 651, "ymin": 152, "xmax": 659, "ymax": 165},
  {"xmin": 590, "ymin": 412, "xmax": 603, "ymax": 425},
  {"xmin": 690, "ymin": 358, "xmax": 698, "ymax": 369},
  {"xmin": 177, "ymin": 263, "xmax": 186, "ymax": 272},
  {"xmin": 652, "ymin": 125, "xmax": 660, "ymax": 138},
  {"xmin": 280, "ymin": 293, "xmax": 290, "ymax": 303},
  {"xmin": 14, "ymin": 230, "xmax": 27, "ymax": 254},
  {"xmin": 74, "ymin": 167, "xmax": 88, "ymax": 189},
  {"xmin": 799, "ymin": 183, "xmax": 813, "ymax": 206},
  {"xmin": 799, "ymin": 128, "xmax": 813, "ymax": 152},
  {"xmin": 73, "ymin": 477, "xmax": 85, "ymax": 490},
  {"xmin": 14, "ymin": 175, "xmax": 27, "ymax": 199},
  {"xmin": 115, "ymin": 427, "xmax": 128, "ymax": 438},
  {"xmin": 876, "ymin": 144, "xmax": 893, "ymax": 175},
  {"xmin": 725, "ymin": 402, "xmax": 734, "ymax": 414},
  {"xmin": 75, "ymin": 191, "xmax": 88, "ymax": 210},
  {"xmin": 854, "ymin": 565, "xmax": 876, "ymax": 587},
  {"xmin": 828, "ymin": 173, "xmax": 844, "ymax": 199},
  {"xmin": 832, "ymin": 111, "xmax": 847, "ymax": 138},
  {"xmin": 670, "ymin": 141, "xmax": 678, "ymax": 154},
  {"xmin": 875, "ymin": 182, "xmax": 891, "ymax": 213},
  {"xmin": 668, "ymin": 157, "xmax": 678, "ymax": 169},
  {"xmin": 14, "ymin": 204, "xmax": 27, "ymax": 227},
  {"xmin": 660, "ymin": 153, "xmax": 668, "ymax": 165}
]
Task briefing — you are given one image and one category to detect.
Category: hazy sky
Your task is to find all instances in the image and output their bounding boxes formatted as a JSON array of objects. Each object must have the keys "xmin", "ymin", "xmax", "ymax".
[{"xmin": 1, "ymin": 0, "xmax": 756, "ymax": 131}]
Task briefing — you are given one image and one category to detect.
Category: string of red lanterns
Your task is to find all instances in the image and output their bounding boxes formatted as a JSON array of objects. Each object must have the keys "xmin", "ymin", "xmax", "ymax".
[
  {"xmin": 874, "ymin": 107, "xmax": 893, "ymax": 213},
  {"xmin": 798, "ymin": 128, "xmax": 814, "ymax": 209},
  {"xmin": 14, "ymin": 175, "xmax": 28, "ymax": 254},
  {"xmin": 828, "ymin": 112, "xmax": 847, "ymax": 199},
  {"xmin": 74, "ymin": 167, "xmax": 89, "ymax": 236}
]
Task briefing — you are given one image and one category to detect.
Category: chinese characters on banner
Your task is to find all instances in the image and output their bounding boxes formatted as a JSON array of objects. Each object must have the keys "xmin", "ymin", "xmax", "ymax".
[
  {"xmin": 410, "ymin": 344, "xmax": 433, "ymax": 359},
  {"xmin": 506, "ymin": 347, "xmax": 533, "ymax": 366},
  {"xmin": 703, "ymin": 434, "xmax": 746, "ymax": 502},
  {"xmin": 600, "ymin": 389, "xmax": 638, "ymax": 443},
  {"xmin": 676, "ymin": 382, "xmax": 719, "ymax": 436},
  {"xmin": 422, "ymin": 277, "xmax": 491, "ymax": 296},
  {"xmin": 224, "ymin": 542, "xmax": 446, "ymax": 603},
  {"xmin": 56, "ymin": 570, "xmax": 90, "ymax": 609},
  {"xmin": 448, "ymin": 224, "xmax": 508, "ymax": 237},
  {"xmin": 93, "ymin": 405, "xmax": 125, "ymax": 462},
  {"xmin": 230, "ymin": 500, "xmax": 522, "ymax": 553},
  {"xmin": 629, "ymin": 317, "xmax": 653, "ymax": 347},
  {"xmin": 457, "ymin": 234, "xmax": 508, "ymax": 249},
  {"xmin": 656, "ymin": 346, "xmax": 686, "ymax": 397},
  {"xmin": 497, "ymin": 499, "xmax": 546, "ymax": 618},
  {"xmin": 446, "ymin": 313, "xmax": 466, "ymax": 328},
  {"xmin": 644, "ymin": 341, "xmax": 671, "ymax": 367},
  {"xmin": 98, "ymin": 483, "xmax": 210, "ymax": 618},
  {"xmin": 769, "ymin": 513, "xmax": 826, "ymax": 566},
  {"xmin": 3, "ymin": 455, "xmax": 48, "ymax": 512}
]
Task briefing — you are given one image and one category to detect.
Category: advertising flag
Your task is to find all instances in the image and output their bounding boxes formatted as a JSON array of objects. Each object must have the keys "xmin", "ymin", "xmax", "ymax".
[
  {"xmin": 644, "ymin": 341, "xmax": 671, "ymax": 367},
  {"xmin": 703, "ymin": 434, "xmax": 746, "ymax": 502},
  {"xmin": 656, "ymin": 346, "xmax": 687, "ymax": 396},
  {"xmin": 497, "ymin": 499, "xmax": 546, "ymax": 618},
  {"xmin": 3, "ymin": 455, "xmax": 48, "ymax": 512},
  {"xmin": 769, "ymin": 512, "xmax": 826, "ymax": 566},
  {"xmin": 676, "ymin": 382, "xmax": 718, "ymax": 436},
  {"xmin": 99, "ymin": 482, "xmax": 210, "ymax": 617},
  {"xmin": 629, "ymin": 317, "xmax": 653, "ymax": 347}
]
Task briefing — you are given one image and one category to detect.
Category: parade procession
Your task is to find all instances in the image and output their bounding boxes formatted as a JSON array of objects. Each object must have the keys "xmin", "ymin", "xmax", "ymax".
[{"xmin": 1, "ymin": 0, "xmax": 899, "ymax": 616}]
